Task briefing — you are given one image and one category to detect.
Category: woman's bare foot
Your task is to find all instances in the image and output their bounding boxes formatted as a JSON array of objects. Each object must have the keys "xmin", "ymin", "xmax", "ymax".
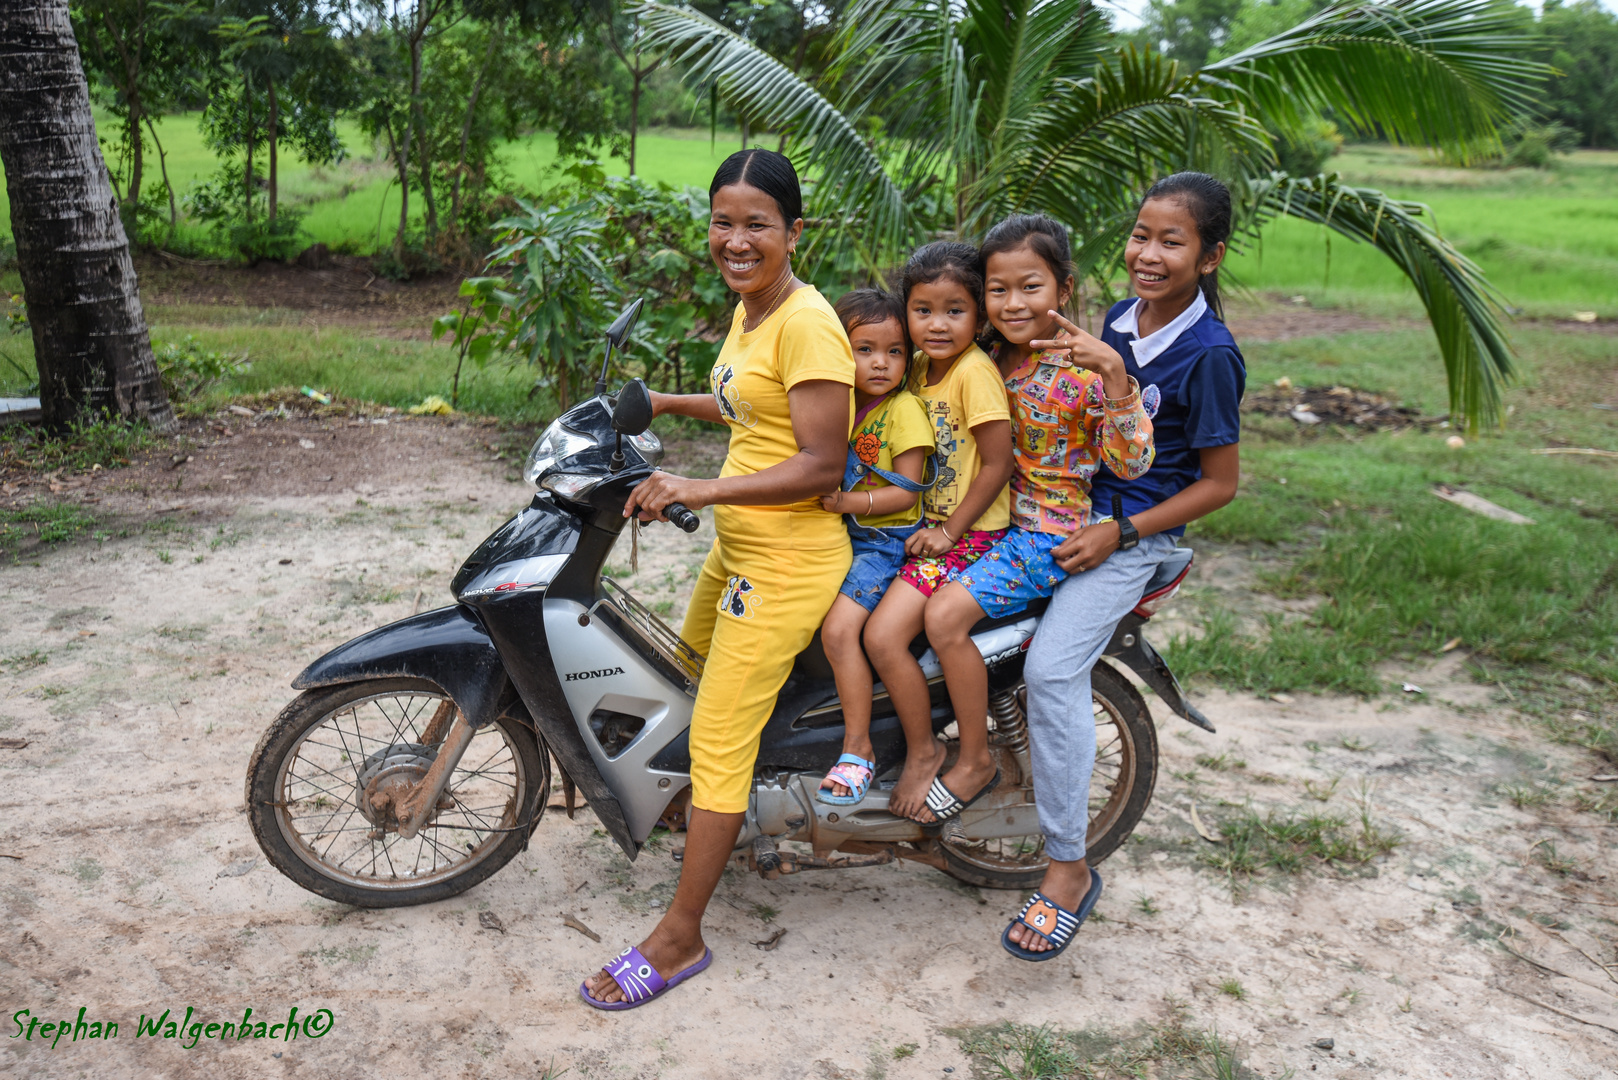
[
  {"xmin": 581, "ymin": 921, "xmax": 709, "ymax": 1004},
  {"xmin": 1006, "ymin": 859, "xmax": 1092, "ymax": 953},
  {"xmin": 912, "ymin": 754, "xmax": 997, "ymax": 824},
  {"xmin": 887, "ymin": 737, "xmax": 948, "ymax": 819}
]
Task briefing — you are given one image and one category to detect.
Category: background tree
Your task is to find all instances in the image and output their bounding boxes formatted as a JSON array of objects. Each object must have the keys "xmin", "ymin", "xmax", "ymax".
[
  {"xmin": 0, "ymin": 0, "xmax": 173, "ymax": 430},
  {"xmin": 1538, "ymin": 0, "xmax": 1618, "ymax": 148},
  {"xmin": 641, "ymin": 0, "xmax": 1543, "ymax": 428},
  {"xmin": 71, "ymin": 0, "xmax": 197, "ymax": 237}
]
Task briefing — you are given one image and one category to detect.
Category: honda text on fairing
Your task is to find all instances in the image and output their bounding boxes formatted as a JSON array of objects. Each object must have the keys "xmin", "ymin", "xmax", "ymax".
[{"xmin": 244, "ymin": 300, "xmax": 1214, "ymax": 904}]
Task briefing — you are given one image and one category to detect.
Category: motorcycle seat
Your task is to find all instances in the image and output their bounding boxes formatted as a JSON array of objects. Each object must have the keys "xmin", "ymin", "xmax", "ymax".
[{"xmin": 788, "ymin": 546, "xmax": 1195, "ymax": 680}]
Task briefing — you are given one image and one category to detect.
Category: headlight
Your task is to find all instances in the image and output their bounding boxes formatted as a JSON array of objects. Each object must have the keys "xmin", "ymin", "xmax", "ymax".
[
  {"xmin": 540, "ymin": 472, "xmax": 602, "ymax": 499},
  {"xmin": 524, "ymin": 421, "xmax": 595, "ymax": 485},
  {"xmin": 630, "ymin": 430, "xmax": 663, "ymax": 466}
]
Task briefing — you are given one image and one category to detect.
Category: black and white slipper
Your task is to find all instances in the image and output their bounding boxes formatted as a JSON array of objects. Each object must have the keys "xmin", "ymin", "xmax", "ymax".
[
  {"xmin": 1001, "ymin": 872, "xmax": 1104, "ymax": 962},
  {"xmin": 919, "ymin": 768, "xmax": 1000, "ymax": 831}
]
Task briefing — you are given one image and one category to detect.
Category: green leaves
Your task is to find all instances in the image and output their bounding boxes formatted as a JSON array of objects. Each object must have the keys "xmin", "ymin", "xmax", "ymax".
[
  {"xmin": 1243, "ymin": 172, "xmax": 1515, "ymax": 429},
  {"xmin": 1204, "ymin": 0, "xmax": 1546, "ymax": 164}
]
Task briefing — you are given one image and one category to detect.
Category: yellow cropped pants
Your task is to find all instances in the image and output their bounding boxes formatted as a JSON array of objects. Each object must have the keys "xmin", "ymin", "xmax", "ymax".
[{"xmin": 681, "ymin": 536, "xmax": 851, "ymax": 813}]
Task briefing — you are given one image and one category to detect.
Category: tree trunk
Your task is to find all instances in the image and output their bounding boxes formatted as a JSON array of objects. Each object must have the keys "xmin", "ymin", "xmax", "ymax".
[
  {"xmin": 450, "ymin": 19, "xmax": 502, "ymax": 232},
  {"xmin": 267, "ymin": 76, "xmax": 278, "ymax": 225},
  {"xmin": 397, "ymin": 4, "xmax": 428, "ymax": 258},
  {"xmin": 629, "ymin": 55, "xmax": 642, "ymax": 177},
  {"xmin": 0, "ymin": 0, "xmax": 173, "ymax": 431},
  {"xmin": 243, "ymin": 68, "xmax": 253, "ymax": 224},
  {"xmin": 144, "ymin": 113, "xmax": 175, "ymax": 243}
]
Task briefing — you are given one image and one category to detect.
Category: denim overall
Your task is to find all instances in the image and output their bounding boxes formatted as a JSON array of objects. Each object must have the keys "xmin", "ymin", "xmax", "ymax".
[{"xmin": 837, "ymin": 441, "xmax": 936, "ymax": 612}]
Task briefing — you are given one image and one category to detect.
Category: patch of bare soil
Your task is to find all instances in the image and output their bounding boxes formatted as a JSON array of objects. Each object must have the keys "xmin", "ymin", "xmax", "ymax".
[
  {"xmin": 135, "ymin": 253, "xmax": 462, "ymax": 332},
  {"xmin": 1244, "ymin": 382, "xmax": 1444, "ymax": 432},
  {"xmin": 1223, "ymin": 298, "xmax": 1405, "ymax": 342},
  {"xmin": 2, "ymin": 427, "xmax": 1614, "ymax": 1080}
]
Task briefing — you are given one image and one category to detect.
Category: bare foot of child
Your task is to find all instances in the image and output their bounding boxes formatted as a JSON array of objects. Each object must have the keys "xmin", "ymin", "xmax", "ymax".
[
  {"xmin": 913, "ymin": 755, "xmax": 997, "ymax": 824},
  {"xmin": 888, "ymin": 738, "xmax": 947, "ymax": 819}
]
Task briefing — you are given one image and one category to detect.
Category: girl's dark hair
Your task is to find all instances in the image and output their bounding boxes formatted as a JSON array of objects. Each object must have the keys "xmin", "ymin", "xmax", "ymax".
[
  {"xmin": 835, "ymin": 287, "xmax": 915, "ymax": 394},
  {"xmin": 1140, "ymin": 171, "xmax": 1232, "ymax": 319},
  {"xmin": 834, "ymin": 288, "xmax": 907, "ymax": 341},
  {"xmin": 978, "ymin": 214, "xmax": 1075, "ymax": 347},
  {"xmin": 709, "ymin": 149, "xmax": 803, "ymax": 226},
  {"xmin": 897, "ymin": 241, "xmax": 983, "ymax": 307}
]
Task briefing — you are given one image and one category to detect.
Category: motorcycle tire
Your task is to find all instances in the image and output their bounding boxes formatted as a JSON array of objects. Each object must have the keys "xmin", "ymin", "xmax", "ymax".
[
  {"xmin": 246, "ymin": 677, "xmax": 548, "ymax": 908},
  {"xmin": 937, "ymin": 661, "xmax": 1158, "ymax": 891}
]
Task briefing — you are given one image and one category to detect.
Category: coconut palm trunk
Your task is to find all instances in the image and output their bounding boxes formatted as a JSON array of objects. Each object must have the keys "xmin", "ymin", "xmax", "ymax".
[{"xmin": 0, "ymin": 0, "xmax": 173, "ymax": 431}]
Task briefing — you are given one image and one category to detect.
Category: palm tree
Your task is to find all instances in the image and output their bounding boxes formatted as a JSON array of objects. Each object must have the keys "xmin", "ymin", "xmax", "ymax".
[
  {"xmin": 637, "ymin": 0, "xmax": 1541, "ymax": 428},
  {"xmin": 0, "ymin": 0, "xmax": 173, "ymax": 431}
]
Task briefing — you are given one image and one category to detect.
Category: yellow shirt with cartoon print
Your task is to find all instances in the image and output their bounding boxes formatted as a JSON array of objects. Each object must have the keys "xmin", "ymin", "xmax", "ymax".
[{"xmin": 708, "ymin": 286, "xmax": 855, "ymax": 550}]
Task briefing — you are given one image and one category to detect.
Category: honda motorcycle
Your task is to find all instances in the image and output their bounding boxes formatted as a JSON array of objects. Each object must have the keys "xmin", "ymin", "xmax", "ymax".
[{"xmin": 245, "ymin": 300, "xmax": 1214, "ymax": 906}]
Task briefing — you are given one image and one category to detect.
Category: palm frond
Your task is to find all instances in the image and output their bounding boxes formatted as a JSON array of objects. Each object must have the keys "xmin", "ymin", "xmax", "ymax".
[
  {"xmin": 634, "ymin": 1, "xmax": 922, "ymax": 260},
  {"xmin": 1006, "ymin": 48, "xmax": 1271, "ymax": 243},
  {"xmin": 1245, "ymin": 172, "xmax": 1514, "ymax": 429},
  {"xmin": 1203, "ymin": 0, "xmax": 1545, "ymax": 161}
]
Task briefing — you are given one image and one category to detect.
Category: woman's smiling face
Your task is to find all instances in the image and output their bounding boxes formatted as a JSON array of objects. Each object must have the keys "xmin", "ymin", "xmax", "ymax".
[
  {"xmin": 906, "ymin": 277, "xmax": 979, "ymax": 363},
  {"xmin": 1124, "ymin": 196, "xmax": 1223, "ymax": 305},
  {"xmin": 708, "ymin": 183, "xmax": 802, "ymax": 297}
]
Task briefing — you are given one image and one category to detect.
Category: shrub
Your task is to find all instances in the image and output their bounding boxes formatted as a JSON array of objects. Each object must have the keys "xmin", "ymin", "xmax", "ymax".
[{"xmin": 155, "ymin": 336, "xmax": 251, "ymax": 402}]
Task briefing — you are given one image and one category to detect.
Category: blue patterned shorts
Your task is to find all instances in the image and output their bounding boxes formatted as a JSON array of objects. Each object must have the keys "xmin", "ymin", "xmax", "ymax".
[{"xmin": 956, "ymin": 527, "xmax": 1068, "ymax": 619}]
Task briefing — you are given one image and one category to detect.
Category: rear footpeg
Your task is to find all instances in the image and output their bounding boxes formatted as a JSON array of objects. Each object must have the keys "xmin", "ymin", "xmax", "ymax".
[{"xmin": 744, "ymin": 835, "xmax": 894, "ymax": 878}]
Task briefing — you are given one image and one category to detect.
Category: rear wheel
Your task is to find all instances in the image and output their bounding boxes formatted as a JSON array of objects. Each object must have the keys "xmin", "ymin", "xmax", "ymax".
[
  {"xmin": 937, "ymin": 661, "xmax": 1158, "ymax": 891},
  {"xmin": 246, "ymin": 677, "xmax": 547, "ymax": 907}
]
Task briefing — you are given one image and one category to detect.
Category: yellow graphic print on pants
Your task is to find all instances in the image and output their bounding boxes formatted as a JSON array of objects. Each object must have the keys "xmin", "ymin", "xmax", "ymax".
[{"xmin": 681, "ymin": 538, "xmax": 850, "ymax": 813}]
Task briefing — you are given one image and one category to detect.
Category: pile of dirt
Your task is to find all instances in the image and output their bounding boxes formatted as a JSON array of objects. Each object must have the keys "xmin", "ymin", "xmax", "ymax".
[{"xmin": 1243, "ymin": 381, "xmax": 1444, "ymax": 431}]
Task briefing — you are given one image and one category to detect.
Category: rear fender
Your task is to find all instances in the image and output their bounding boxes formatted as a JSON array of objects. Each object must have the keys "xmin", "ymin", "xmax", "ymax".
[
  {"xmin": 293, "ymin": 605, "xmax": 510, "ymax": 730},
  {"xmin": 1103, "ymin": 613, "xmax": 1216, "ymax": 733}
]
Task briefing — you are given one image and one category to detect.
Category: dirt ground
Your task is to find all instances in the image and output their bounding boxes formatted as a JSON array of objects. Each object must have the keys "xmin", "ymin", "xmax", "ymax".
[{"xmin": 2, "ymin": 411, "xmax": 1616, "ymax": 1080}]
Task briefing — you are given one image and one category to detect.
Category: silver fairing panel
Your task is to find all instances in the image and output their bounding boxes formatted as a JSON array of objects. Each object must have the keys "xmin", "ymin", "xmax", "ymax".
[{"xmin": 543, "ymin": 598, "xmax": 692, "ymax": 842}]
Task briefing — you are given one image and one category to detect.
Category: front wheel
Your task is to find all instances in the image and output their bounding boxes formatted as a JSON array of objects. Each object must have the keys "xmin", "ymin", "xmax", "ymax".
[
  {"xmin": 245, "ymin": 677, "xmax": 548, "ymax": 907},
  {"xmin": 936, "ymin": 661, "xmax": 1159, "ymax": 891}
]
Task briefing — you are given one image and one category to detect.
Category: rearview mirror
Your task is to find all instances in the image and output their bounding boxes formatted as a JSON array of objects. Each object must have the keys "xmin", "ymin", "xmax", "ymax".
[
  {"xmin": 605, "ymin": 299, "xmax": 644, "ymax": 350},
  {"xmin": 612, "ymin": 378, "xmax": 653, "ymax": 437}
]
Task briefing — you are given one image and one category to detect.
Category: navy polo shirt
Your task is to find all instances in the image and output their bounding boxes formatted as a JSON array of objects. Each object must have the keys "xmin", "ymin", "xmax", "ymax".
[{"xmin": 1090, "ymin": 297, "xmax": 1245, "ymax": 537}]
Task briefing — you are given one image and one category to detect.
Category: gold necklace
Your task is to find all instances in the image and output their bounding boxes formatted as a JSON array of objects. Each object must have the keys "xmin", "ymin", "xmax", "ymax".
[{"xmin": 742, "ymin": 269, "xmax": 796, "ymax": 333}]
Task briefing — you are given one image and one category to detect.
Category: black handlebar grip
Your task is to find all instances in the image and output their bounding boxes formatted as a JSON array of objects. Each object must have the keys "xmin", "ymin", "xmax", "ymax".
[{"xmin": 666, "ymin": 502, "xmax": 700, "ymax": 533}]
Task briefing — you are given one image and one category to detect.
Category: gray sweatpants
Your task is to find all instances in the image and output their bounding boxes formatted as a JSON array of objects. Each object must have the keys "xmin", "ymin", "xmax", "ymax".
[{"xmin": 1023, "ymin": 532, "xmax": 1177, "ymax": 863}]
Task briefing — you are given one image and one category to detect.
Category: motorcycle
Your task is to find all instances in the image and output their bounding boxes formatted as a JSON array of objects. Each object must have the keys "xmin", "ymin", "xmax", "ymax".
[{"xmin": 245, "ymin": 300, "xmax": 1214, "ymax": 906}]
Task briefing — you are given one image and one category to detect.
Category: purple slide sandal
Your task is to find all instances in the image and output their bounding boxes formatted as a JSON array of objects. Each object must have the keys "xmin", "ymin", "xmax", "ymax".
[{"xmin": 579, "ymin": 945, "xmax": 713, "ymax": 1010}]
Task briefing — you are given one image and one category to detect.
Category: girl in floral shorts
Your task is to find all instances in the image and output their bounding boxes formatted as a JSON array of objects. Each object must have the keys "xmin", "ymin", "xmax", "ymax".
[{"xmin": 862, "ymin": 241, "xmax": 1015, "ymax": 822}]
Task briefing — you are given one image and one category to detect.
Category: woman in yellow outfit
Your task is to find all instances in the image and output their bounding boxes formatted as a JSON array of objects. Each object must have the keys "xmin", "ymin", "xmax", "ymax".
[{"xmin": 582, "ymin": 150, "xmax": 854, "ymax": 1008}]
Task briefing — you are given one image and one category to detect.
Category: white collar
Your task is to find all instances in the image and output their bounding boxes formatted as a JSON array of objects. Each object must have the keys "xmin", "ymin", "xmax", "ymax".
[{"xmin": 1109, "ymin": 292, "xmax": 1207, "ymax": 368}]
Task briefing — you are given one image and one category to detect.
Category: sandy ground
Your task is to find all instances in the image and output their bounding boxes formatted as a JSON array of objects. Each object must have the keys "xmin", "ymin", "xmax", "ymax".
[{"xmin": 2, "ymin": 417, "xmax": 1615, "ymax": 1080}]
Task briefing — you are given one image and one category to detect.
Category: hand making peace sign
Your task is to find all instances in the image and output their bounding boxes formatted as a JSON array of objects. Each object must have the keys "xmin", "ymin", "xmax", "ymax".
[{"xmin": 1029, "ymin": 310, "xmax": 1133, "ymax": 400}]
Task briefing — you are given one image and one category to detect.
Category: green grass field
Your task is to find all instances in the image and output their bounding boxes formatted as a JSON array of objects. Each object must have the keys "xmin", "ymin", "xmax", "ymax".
[
  {"xmin": 5, "ymin": 119, "xmax": 1614, "ymax": 319},
  {"xmin": 0, "ymin": 112, "xmax": 746, "ymax": 255},
  {"xmin": 1224, "ymin": 145, "xmax": 1618, "ymax": 320}
]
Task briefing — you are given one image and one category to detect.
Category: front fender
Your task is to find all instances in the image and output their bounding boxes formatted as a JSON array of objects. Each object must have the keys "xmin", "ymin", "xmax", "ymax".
[{"xmin": 293, "ymin": 605, "xmax": 508, "ymax": 730}]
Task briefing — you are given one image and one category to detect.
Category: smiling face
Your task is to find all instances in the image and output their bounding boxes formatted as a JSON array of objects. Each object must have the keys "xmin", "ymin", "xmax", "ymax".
[
  {"xmin": 1125, "ymin": 196, "xmax": 1224, "ymax": 308},
  {"xmin": 985, "ymin": 244, "xmax": 1073, "ymax": 350},
  {"xmin": 847, "ymin": 316, "xmax": 909, "ymax": 404},
  {"xmin": 708, "ymin": 183, "xmax": 802, "ymax": 299},
  {"xmin": 906, "ymin": 277, "xmax": 980, "ymax": 365}
]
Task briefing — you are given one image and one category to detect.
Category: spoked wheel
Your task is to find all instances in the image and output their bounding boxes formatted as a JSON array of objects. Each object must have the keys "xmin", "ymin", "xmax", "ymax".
[
  {"xmin": 936, "ymin": 662, "xmax": 1158, "ymax": 891},
  {"xmin": 246, "ymin": 677, "xmax": 547, "ymax": 907}
]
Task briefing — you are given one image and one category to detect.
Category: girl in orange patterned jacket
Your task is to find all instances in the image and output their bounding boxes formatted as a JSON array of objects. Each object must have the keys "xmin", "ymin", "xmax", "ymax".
[{"xmin": 907, "ymin": 214, "xmax": 1154, "ymax": 839}]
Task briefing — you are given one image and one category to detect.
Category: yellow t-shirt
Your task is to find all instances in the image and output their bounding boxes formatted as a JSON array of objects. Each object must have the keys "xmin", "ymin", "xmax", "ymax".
[
  {"xmin": 848, "ymin": 389, "xmax": 935, "ymax": 529},
  {"xmin": 919, "ymin": 345, "xmax": 1011, "ymax": 533},
  {"xmin": 709, "ymin": 287, "xmax": 855, "ymax": 550}
]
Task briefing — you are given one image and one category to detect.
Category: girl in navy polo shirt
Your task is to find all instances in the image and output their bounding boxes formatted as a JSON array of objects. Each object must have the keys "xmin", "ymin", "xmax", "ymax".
[{"xmin": 1001, "ymin": 172, "xmax": 1246, "ymax": 961}]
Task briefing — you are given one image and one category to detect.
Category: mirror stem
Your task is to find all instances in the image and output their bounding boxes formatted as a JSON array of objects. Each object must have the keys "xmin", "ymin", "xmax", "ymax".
[
  {"xmin": 609, "ymin": 433, "xmax": 626, "ymax": 474},
  {"xmin": 595, "ymin": 342, "xmax": 614, "ymax": 398}
]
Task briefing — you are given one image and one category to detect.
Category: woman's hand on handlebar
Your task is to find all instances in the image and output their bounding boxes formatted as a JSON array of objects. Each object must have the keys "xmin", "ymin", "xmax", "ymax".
[
  {"xmin": 624, "ymin": 472, "xmax": 712, "ymax": 523},
  {"xmin": 1052, "ymin": 520, "xmax": 1120, "ymax": 574}
]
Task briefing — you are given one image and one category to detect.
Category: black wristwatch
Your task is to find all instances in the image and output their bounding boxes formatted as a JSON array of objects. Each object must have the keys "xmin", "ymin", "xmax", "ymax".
[{"xmin": 1112, "ymin": 494, "xmax": 1139, "ymax": 551}]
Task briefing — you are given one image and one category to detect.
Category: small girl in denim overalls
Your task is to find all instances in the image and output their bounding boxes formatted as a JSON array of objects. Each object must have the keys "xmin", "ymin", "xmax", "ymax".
[{"xmin": 815, "ymin": 289, "xmax": 936, "ymax": 805}]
